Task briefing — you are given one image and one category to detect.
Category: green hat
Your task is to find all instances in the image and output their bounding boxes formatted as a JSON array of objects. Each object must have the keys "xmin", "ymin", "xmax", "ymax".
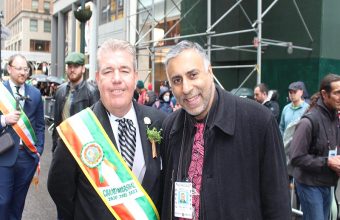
[
  {"xmin": 65, "ymin": 52, "xmax": 85, "ymax": 65},
  {"xmin": 136, "ymin": 80, "xmax": 144, "ymax": 89}
]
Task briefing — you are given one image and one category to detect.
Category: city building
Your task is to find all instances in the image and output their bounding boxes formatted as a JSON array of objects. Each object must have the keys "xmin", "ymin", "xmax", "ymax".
[
  {"xmin": 2, "ymin": 0, "xmax": 52, "ymax": 75},
  {"xmin": 52, "ymin": 0, "xmax": 180, "ymax": 90},
  {"xmin": 51, "ymin": 0, "xmax": 340, "ymax": 106}
]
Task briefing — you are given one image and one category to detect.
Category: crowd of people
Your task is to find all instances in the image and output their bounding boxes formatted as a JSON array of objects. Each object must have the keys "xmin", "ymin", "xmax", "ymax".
[{"xmin": 1, "ymin": 38, "xmax": 340, "ymax": 220}]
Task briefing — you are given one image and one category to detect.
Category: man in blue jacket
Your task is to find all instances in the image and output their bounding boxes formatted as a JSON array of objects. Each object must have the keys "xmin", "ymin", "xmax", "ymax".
[
  {"xmin": 0, "ymin": 54, "xmax": 45, "ymax": 219},
  {"xmin": 161, "ymin": 40, "xmax": 291, "ymax": 219}
]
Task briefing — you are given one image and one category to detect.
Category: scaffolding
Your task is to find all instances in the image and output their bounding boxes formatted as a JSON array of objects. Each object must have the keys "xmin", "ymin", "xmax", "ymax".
[{"xmin": 131, "ymin": 0, "xmax": 313, "ymax": 93}]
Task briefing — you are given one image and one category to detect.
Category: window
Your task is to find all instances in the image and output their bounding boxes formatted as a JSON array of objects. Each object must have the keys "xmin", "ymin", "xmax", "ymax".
[
  {"xmin": 30, "ymin": 19, "xmax": 38, "ymax": 32},
  {"xmin": 44, "ymin": 1, "xmax": 50, "ymax": 14},
  {"xmin": 18, "ymin": 40, "xmax": 22, "ymax": 51},
  {"xmin": 30, "ymin": 40, "xmax": 50, "ymax": 52},
  {"xmin": 100, "ymin": 0, "xmax": 124, "ymax": 25},
  {"xmin": 32, "ymin": 0, "xmax": 39, "ymax": 12},
  {"xmin": 117, "ymin": 0, "xmax": 124, "ymax": 19},
  {"xmin": 44, "ymin": 20, "xmax": 51, "ymax": 32}
]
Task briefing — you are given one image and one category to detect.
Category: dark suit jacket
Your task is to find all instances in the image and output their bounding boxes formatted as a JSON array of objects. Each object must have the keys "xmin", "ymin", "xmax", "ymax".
[
  {"xmin": 0, "ymin": 81, "xmax": 45, "ymax": 166},
  {"xmin": 48, "ymin": 101, "xmax": 167, "ymax": 220}
]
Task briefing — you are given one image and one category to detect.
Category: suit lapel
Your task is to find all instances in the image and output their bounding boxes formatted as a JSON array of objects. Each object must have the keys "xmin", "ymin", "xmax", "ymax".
[
  {"xmin": 93, "ymin": 101, "xmax": 118, "ymax": 148},
  {"xmin": 134, "ymin": 103, "xmax": 152, "ymax": 168},
  {"xmin": 133, "ymin": 102, "xmax": 156, "ymax": 190},
  {"xmin": 23, "ymin": 83, "xmax": 29, "ymax": 112},
  {"xmin": 4, "ymin": 81, "xmax": 13, "ymax": 95}
]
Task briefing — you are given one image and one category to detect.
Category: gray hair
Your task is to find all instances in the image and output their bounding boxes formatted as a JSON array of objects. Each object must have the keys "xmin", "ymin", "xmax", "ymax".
[
  {"xmin": 97, "ymin": 38, "xmax": 137, "ymax": 71},
  {"xmin": 164, "ymin": 40, "xmax": 210, "ymax": 71}
]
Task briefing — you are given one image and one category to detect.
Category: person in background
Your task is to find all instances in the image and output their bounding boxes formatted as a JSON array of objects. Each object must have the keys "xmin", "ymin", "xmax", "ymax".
[
  {"xmin": 48, "ymin": 38, "xmax": 167, "ymax": 219},
  {"xmin": 298, "ymin": 81, "xmax": 310, "ymax": 104},
  {"xmin": 279, "ymin": 81, "xmax": 309, "ymax": 135},
  {"xmin": 137, "ymin": 81, "xmax": 147, "ymax": 105},
  {"xmin": 160, "ymin": 40, "xmax": 290, "ymax": 219},
  {"xmin": 0, "ymin": 54, "xmax": 45, "ymax": 219},
  {"xmin": 50, "ymin": 51, "xmax": 99, "ymax": 220},
  {"xmin": 254, "ymin": 83, "xmax": 280, "ymax": 121},
  {"xmin": 52, "ymin": 52, "xmax": 99, "ymax": 152},
  {"xmin": 153, "ymin": 87, "xmax": 173, "ymax": 114},
  {"xmin": 144, "ymin": 90, "xmax": 157, "ymax": 106},
  {"xmin": 134, "ymin": 80, "xmax": 145, "ymax": 103},
  {"xmin": 290, "ymin": 74, "xmax": 340, "ymax": 220},
  {"xmin": 147, "ymin": 83, "xmax": 153, "ymax": 91}
]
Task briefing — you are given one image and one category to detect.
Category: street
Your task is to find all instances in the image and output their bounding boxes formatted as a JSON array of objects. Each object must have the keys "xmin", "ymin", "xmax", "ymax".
[{"xmin": 22, "ymin": 125, "xmax": 56, "ymax": 220}]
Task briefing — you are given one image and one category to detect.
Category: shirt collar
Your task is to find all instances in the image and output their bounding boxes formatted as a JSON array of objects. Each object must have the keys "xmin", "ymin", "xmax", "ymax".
[
  {"xmin": 67, "ymin": 80, "xmax": 85, "ymax": 91},
  {"xmin": 108, "ymin": 104, "xmax": 137, "ymax": 123},
  {"xmin": 289, "ymin": 101, "xmax": 306, "ymax": 110},
  {"xmin": 8, "ymin": 80, "xmax": 24, "ymax": 93},
  {"xmin": 171, "ymin": 86, "xmax": 235, "ymax": 136}
]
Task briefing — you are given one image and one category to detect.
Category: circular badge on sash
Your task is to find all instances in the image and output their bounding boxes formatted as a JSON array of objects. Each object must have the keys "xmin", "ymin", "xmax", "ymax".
[{"xmin": 81, "ymin": 142, "xmax": 104, "ymax": 168}]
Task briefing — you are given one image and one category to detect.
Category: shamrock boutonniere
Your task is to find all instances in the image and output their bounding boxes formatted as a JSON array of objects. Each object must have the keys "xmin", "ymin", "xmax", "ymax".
[{"xmin": 146, "ymin": 126, "xmax": 162, "ymax": 159}]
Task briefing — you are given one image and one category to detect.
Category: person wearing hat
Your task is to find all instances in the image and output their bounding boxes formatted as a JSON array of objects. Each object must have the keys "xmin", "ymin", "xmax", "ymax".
[
  {"xmin": 136, "ymin": 80, "xmax": 148, "ymax": 105},
  {"xmin": 50, "ymin": 52, "xmax": 99, "ymax": 218},
  {"xmin": 133, "ymin": 80, "xmax": 144, "ymax": 102},
  {"xmin": 52, "ymin": 51, "xmax": 100, "ymax": 150},
  {"xmin": 279, "ymin": 81, "xmax": 309, "ymax": 135},
  {"xmin": 152, "ymin": 87, "xmax": 174, "ymax": 114}
]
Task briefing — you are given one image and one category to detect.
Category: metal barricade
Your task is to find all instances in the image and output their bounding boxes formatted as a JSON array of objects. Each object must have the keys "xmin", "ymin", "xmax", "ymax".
[{"xmin": 43, "ymin": 96, "xmax": 55, "ymax": 121}]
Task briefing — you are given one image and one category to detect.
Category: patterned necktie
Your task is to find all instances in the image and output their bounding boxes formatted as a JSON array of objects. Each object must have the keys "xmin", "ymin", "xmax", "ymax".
[
  {"xmin": 187, "ymin": 122, "xmax": 205, "ymax": 220},
  {"xmin": 62, "ymin": 88, "xmax": 74, "ymax": 120},
  {"xmin": 116, "ymin": 118, "xmax": 137, "ymax": 169},
  {"xmin": 14, "ymin": 85, "xmax": 24, "ymax": 109},
  {"xmin": 15, "ymin": 85, "xmax": 20, "ymax": 94}
]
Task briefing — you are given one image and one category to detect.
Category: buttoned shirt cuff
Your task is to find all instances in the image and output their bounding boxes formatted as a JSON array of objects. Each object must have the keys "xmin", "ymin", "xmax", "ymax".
[{"xmin": 1, "ymin": 115, "xmax": 7, "ymax": 127}]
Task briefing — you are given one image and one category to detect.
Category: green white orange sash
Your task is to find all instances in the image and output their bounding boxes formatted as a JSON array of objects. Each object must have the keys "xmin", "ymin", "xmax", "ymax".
[
  {"xmin": 57, "ymin": 108, "xmax": 160, "ymax": 220},
  {"xmin": 0, "ymin": 83, "xmax": 38, "ymax": 152},
  {"xmin": 0, "ymin": 82, "xmax": 40, "ymax": 186}
]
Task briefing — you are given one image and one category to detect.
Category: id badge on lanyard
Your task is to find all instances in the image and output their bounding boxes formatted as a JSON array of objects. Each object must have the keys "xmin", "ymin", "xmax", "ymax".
[
  {"xmin": 329, "ymin": 147, "xmax": 338, "ymax": 158},
  {"xmin": 174, "ymin": 181, "xmax": 193, "ymax": 219}
]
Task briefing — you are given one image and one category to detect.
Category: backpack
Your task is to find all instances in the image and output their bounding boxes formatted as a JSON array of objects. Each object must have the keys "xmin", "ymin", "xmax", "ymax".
[{"xmin": 283, "ymin": 111, "xmax": 319, "ymax": 166}]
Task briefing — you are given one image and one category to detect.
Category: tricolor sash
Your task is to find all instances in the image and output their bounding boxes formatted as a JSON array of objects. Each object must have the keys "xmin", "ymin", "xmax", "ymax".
[
  {"xmin": 57, "ymin": 108, "xmax": 160, "ymax": 220},
  {"xmin": 0, "ymin": 82, "xmax": 40, "ymax": 186},
  {"xmin": 0, "ymin": 83, "xmax": 38, "ymax": 153}
]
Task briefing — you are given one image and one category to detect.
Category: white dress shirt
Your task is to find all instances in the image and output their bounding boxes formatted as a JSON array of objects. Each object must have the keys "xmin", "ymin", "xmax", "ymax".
[
  {"xmin": 107, "ymin": 105, "xmax": 146, "ymax": 183},
  {"xmin": 1, "ymin": 80, "xmax": 25, "ymax": 127},
  {"xmin": 9, "ymin": 80, "xmax": 25, "ymax": 109}
]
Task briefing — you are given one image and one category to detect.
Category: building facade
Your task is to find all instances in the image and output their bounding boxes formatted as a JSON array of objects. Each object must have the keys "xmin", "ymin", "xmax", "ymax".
[
  {"xmin": 52, "ymin": 0, "xmax": 180, "ymax": 89},
  {"xmin": 4, "ymin": 0, "xmax": 52, "ymax": 52},
  {"xmin": 2, "ymin": 0, "xmax": 53, "ymax": 76}
]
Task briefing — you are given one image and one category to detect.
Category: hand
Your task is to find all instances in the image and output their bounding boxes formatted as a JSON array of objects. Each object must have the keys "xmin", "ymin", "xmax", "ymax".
[
  {"xmin": 327, "ymin": 155, "xmax": 340, "ymax": 173},
  {"xmin": 4, "ymin": 111, "xmax": 21, "ymax": 125}
]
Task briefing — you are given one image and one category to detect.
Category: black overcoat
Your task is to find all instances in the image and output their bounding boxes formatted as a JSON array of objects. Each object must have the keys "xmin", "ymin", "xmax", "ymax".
[{"xmin": 161, "ymin": 87, "xmax": 291, "ymax": 220}]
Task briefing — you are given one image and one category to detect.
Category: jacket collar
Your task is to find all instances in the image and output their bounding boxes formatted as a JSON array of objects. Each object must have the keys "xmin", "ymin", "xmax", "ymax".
[
  {"xmin": 67, "ymin": 79, "xmax": 85, "ymax": 91},
  {"xmin": 317, "ymin": 98, "xmax": 337, "ymax": 120},
  {"xmin": 212, "ymin": 86, "xmax": 236, "ymax": 136},
  {"xmin": 170, "ymin": 86, "xmax": 236, "ymax": 136}
]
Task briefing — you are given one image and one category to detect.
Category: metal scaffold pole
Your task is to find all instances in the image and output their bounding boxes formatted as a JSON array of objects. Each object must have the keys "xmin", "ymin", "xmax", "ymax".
[
  {"xmin": 256, "ymin": 0, "xmax": 262, "ymax": 84},
  {"xmin": 129, "ymin": 0, "xmax": 313, "ymax": 92}
]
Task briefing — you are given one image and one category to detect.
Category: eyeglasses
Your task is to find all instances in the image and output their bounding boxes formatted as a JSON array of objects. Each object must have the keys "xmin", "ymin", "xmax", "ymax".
[{"xmin": 10, "ymin": 65, "xmax": 30, "ymax": 73}]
